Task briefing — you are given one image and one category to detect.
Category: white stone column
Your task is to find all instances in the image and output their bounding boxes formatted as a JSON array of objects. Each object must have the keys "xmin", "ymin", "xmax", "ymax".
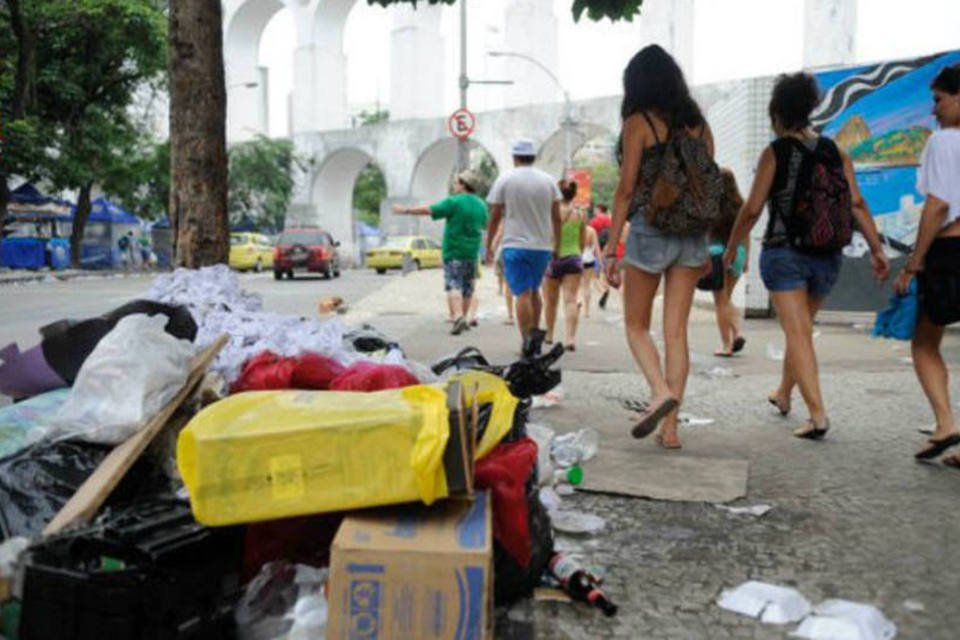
[
  {"xmin": 291, "ymin": 43, "xmax": 348, "ymax": 134},
  {"xmin": 390, "ymin": 5, "xmax": 446, "ymax": 120},
  {"xmin": 804, "ymin": 0, "xmax": 857, "ymax": 69},
  {"xmin": 502, "ymin": 0, "xmax": 559, "ymax": 109}
]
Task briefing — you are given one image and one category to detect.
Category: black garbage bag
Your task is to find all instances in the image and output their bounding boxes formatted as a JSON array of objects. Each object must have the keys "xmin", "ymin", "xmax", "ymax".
[
  {"xmin": 20, "ymin": 496, "xmax": 243, "ymax": 640},
  {"xmin": 0, "ymin": 439, "xmax": 165, "ymax": 540},
  {"xmin": 343, "ymin": 323, "xmax": 399, "ymax": 353},
  {"xmin": 40, "ymin": 300, "xmax": 198, "ymax": 385},
  {"xmin": 493, "ymin": 483, "xmax": 554, "ymax": 605},
  {"xmin": 431, "ymin": 344, "xmax": 564, "ymax": 399}
]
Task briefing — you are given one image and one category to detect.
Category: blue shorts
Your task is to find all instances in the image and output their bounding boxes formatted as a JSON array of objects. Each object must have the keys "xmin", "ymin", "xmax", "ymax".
[
  {"xmin": 502, "ymin": 248, "xmax": 552, "ymax": 295},
  {"xmin": 760, "ymin": 246, "xmax": 841, "ymax": 299},
  {"xmin": 443, "ymin": 259, "xmax": 478, "ymax": 298}
]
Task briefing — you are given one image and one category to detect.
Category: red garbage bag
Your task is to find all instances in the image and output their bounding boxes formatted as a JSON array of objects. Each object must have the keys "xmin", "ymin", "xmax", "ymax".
[
  {"xmin": 232, "ymin": 351, "xmax": 346, "ymax": 393},
  {"xmin": 474, "ymin": 437, "xmax": 539, "ymax": 568},
  {"xmin": 328, "ymin": 361, "xmax": 419, "ymax": 391},
  {"xmin": 290, "ymin": 352, "xmax": 345, "ymax": 390}
]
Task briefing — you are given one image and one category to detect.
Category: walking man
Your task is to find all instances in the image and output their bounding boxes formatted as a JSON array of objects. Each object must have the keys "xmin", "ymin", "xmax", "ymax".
[
  {"xmin": 393, "ymin": 170, "xmax": 488, "ymax": 335},
  {"xmin": 485, "ymin": 139, "xmax": 562, "ymax": 354}
]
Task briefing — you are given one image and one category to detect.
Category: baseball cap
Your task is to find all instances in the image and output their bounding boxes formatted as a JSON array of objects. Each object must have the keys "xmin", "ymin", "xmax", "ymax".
[{"xmin": 511, "ymin": 139, "xmax": 537, "ymax": 157}]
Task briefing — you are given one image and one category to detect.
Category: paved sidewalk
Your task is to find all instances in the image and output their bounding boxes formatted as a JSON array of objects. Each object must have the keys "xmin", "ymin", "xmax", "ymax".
[{"xmin": 350, "ymin": 270, "xmax": 960, "ymax": 639}]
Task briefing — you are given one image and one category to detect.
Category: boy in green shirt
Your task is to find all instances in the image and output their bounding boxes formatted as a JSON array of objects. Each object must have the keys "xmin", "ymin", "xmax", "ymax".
[{"xmin": 393, "ymin": 170, "xmax": 489, "ymax": 335}]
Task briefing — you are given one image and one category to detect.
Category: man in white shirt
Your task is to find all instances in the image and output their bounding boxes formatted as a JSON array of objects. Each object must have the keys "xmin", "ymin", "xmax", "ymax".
[{"xmin": 485, "ymin": 139, "xmax": 562, "ymax": 354}]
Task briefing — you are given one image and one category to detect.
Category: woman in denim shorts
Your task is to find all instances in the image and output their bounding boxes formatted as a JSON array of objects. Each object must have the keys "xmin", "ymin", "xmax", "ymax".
[
  {"xmin": 603, "ymin": 45, "xmax": 713, "ymax": 450},
  {"xmin": 725, "ymin": 73, "xmax": 889, "ymax": 439}
]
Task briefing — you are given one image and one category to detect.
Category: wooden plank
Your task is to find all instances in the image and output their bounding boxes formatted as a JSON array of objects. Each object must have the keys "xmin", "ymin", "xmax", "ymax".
[{"xmin": 43, "ymin": 336, "xmax": 227, "ymax": 536}]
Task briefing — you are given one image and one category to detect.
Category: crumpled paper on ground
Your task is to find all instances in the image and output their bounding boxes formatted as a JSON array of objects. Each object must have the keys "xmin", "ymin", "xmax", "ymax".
[
  {"xmin": 718, "ymin": 581, "xmax": 812, "ymax": 624},
  {"xmin": 792, "ymin": 600, "xmax": 897, "ymax": 640}
]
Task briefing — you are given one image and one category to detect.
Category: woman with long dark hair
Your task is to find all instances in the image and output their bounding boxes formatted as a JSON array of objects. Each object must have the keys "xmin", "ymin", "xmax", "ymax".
[
  {"xmin": 893, "ymin": 64, "xmax": 960, "ymax": 463},
  {"xmin": 725, "ymin": 72, "xmax": 889, "ymax": 439},
  {"xmin": 604, "ymin": 44, "xmax": 714, "ymax": 450}
]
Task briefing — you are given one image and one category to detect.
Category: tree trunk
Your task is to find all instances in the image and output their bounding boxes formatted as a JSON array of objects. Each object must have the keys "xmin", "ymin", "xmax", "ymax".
[
  {"xmin": 1, "ymin": 0, "xmax": 35, "ymax": 230},
  {"xmin": 0, "ymin": 181, "xmax": 10, "ymax": 236},
  {"xmin": 70, "ymin": 182, "xmax": 93, "ymax": 268},
  {"xmin": 168, "ymin": 0, "xmax": 228, "ymax": 268}
]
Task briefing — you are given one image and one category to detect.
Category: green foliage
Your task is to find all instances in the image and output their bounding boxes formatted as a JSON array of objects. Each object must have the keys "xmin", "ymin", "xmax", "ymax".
[
  {"xmin": 106, "ymin": 139, "xmax": 169, "ymax": 221},
  {"xmin": 366, "ymin": 0, "xmax": 643, "ymax": 21},
  {"xmin": 352, "ymin": 163, "xmax": 386, "ymax": 227},
  {"xmin": 357, "ymin": 108, "xmax": 390, "ymax": 126},
  {"xmin": 228, "ymin": 136, "xmax": 305, "ymax": 233},
  {"xmin": 584, "ymin": 162, "xmax": 619, "ymax": 210}
]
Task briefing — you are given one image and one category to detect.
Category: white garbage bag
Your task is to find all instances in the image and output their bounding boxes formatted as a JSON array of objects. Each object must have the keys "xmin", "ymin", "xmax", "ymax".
[
  {"xmin": 718, "ymin": 580, "xmax": 812, "ymax": 624},
  {"xmin": 792, "ymin": 600, "xmax": 897, "ymax": 640},
  {"xmin": 50, "ymin": 314, "xmax": 195, "ymax": 444}
]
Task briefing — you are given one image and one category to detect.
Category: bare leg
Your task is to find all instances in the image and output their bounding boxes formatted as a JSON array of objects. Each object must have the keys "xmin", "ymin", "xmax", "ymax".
[
  {"xmin": 505, "ymin": 287, "xmax": 515, "ymax": 323},
  {"xmin": 543, "ymin": 277, "xmax": 561, "ymax": 343},
  {"xmin": 911, "ymin": 314, "xmax": 957, "ymax": 440},
  {"xmin": 657, "ymin": 265, "xmax": 702, "ymax": 447},
  {"xmin": 769, "ymin": 289, "xmax": 827, "ymax": 426},
  {"xmin": 581, "ymin": 268, "xmax": 594, "ymax": 317},
  {"xmin": 515, "ymin": 290, "xmax": 536, "ymax": 340},
  {"xmin": 712, "ymin": 289, "xmax": 734, "ymax": 353},
  {"xmin": 772, "ymin": 295, "xmax": 824, "ymax": 411},
  {"xmin": 561, "ymin": 272, "xmax": 583, "ymax": 347},
  {"xmin": 448, "ymin": 291, "xmax": 464, "ymax": 320},
  {"xmin": 622, "ymin": 265, "xmax": 672, "ymax": 401},
  {"xmin": 468, "ymin": 293, "xmax": 479, "ymax": 324}
]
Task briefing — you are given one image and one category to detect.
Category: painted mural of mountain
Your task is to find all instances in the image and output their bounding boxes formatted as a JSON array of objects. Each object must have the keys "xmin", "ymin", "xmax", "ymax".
[
  {"xmin": 835, "ymin": 116, "xmax": 871, "ymax": 150},
  {"xmin": 848, "ymin": 126, "xmax": 931, "ymax": 166}
]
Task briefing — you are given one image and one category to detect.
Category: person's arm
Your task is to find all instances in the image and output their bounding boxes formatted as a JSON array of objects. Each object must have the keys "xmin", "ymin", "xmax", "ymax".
[
  {"xmin": 607, "ymin": 114, "xmax": 646, "ymax": 269},
  {"xmin": 551, "ymin": 201, "xmax": 562, "ymax": 257},
  {"xmin": 723, "ymin": 146, "xmax": 776, "ymax": 268},
  {"xmin": 391, "ymin": 203, "xmax": 433, "ymax": 216},
  {"xmin": 894, "ymin": 193, "xmax": 950, "ymax": 294},
  {"xmin": 841, "ymin": 148, "xmax": 889, "ymax": 281},
  {"xmin": 485, "ymin": 203, "xmax": 504, "ymax": 264}
]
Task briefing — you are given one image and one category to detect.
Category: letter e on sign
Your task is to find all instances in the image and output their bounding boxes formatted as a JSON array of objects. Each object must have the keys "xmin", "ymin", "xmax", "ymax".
[{"xmin": 448, "ymin": 108, "xmax": 476, "ymax": 140}]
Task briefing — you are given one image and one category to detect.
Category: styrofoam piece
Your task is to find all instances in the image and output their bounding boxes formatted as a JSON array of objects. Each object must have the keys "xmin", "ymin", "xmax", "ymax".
[
  {"xmin": 716, "ymin": 504, "xmax": 773, "ymax": 517},
  {"xmin": 792, "ymin": 600, "xmax": 896, "ymax": 640},
  {"xmin": 717, "ymin": 581, "xmax": 812, "ymax": 624}
]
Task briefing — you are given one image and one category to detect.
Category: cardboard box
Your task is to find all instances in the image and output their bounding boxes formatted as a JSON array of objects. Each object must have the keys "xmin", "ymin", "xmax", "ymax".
[{"xmin": 328, "ymin": 492, "xmax": 492, "ymax": 640}]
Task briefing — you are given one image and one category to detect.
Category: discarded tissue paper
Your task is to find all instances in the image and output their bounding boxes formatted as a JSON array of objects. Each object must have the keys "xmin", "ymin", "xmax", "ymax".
[
  {"xmin": 791, "ymin": 599, "xmax": 897, "ymax": 640},
  {"xmin": 717, "ymin": 580, "xmax": 812, "ymax": 624},
  {"xmin": 48, "ymin": 314, "xmax": 194, "ymax": 444},
  {"xmin": 716, "ymin": 504, "xmax": 773, "ymax": 517}
]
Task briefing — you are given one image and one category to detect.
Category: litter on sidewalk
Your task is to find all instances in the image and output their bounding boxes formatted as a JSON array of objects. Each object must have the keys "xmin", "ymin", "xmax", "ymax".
[
  {"xmin": 717, "ymin": 580, "xmax": 812, "ymax": 624},
  {"xmin": 792, "ymin": 599, "xmax": 897, "ymax": 640},
  {"xmin": 716, "ymin": 504, "xmax": 774, "ymax": 517}
]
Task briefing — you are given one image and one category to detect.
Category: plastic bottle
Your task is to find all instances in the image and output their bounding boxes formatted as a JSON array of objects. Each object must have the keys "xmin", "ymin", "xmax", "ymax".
[
  {"xmin": 548, "ymin": 552, "xmax": 618, "ymax": 617},
  {"xmin": 550, "ymin": 428, "xmax": 600, "ymax": 467},
  {"xmin": 552, "ymin": 464, "xmax": 583, "ymax": 486}
]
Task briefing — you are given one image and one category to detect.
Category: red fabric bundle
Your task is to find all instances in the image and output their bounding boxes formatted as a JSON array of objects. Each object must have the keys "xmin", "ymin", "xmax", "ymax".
[
  {"xmin": 231, "ymin": 351, "xmax": 346, "ymax": 393},
  {"xmin": 328, "ymin": 361, "xmax": 419, "ymax": 391},
  {"xmin": 474, "ymin": 437, "xmax": 539, "ymax": 567}
]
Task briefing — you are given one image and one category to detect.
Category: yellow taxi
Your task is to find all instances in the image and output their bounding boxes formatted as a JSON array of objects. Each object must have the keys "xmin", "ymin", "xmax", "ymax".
[
  {"xmin": 366, "ymin": 236, "xmax": 442, "ymax": 274},
  {"xmin": 229, "ymin": 232, "xmax": 274, "ymax": 272}
]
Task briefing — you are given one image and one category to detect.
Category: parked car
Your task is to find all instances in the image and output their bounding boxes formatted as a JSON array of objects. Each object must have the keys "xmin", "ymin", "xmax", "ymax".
[
  {"xmin": 365, "ymin": 236, "xmax": 442, "ymax": 274},
  {"xmin": 228, "ymin": 232, "xmax": 274, "ymax": 272},
  {"xmin": 273, "ymin": 227, "xmax": 341, "ymax": 280}
]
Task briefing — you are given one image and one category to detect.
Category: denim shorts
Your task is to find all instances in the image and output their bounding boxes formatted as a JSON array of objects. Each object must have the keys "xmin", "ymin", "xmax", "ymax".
[
  {"xmin": 623, "ymin": 213, "xmax": 708, "ymax": 274},
  {"xmin": 759, "ymin": 246, "xmax": 841, "ymax": 298},
  {"xmin": 443, "ymin": 259, "xmax": 478, "ymax": 298},
  {"xmin": 502, "ymin": 248, "xmax": 552, "ymax": 295}
]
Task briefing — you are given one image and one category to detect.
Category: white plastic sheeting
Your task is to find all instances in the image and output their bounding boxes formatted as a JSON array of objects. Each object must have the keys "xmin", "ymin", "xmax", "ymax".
[
  {"xmin": 792, "ymin": 600, "xmax": 897, "ymax": 640},
  {"xmin": 718, "ymin": 581, "xmax": 812, "ymax": 625}
]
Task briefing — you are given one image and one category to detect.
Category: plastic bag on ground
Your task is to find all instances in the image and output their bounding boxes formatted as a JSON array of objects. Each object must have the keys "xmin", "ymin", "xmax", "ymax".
[
  {"xmin": 0, "ymin": 343, "xmax": 66, "ymax": 400},
  {"xmin": 231, "ymin": 351, "xmax": 345, "ymax": 393},
  {"xmin": 550, "ymin": 511, "xmax": 606, "ymax": 535},
  {"xmin": 329, "ymin": 361, "xmax": 419, "ymax": 391},
  {"xmin": 0, "ymin": 388, "xmax": 70, "ymax": 458},
  {"xmin": 49, "ymin": 314, "xmax": 195, "ymax": 444},
  {"xmin": 493, "ymin": 482, "xmax": 555, "ymax": 605},
  {"xmin": 475, "ymin": 438, "xmax": 539, "ymax": 567},
  {"xmin": 526, "ymin": 423, "xmax": 556, "ymax": 485},
  {"xmin": 718, "ymin": 580, "xmax": 812, "ymax": 624},
  {"xmin": 550, "ymin": 428, "xmax": 599, "ymax": 468},
  {"xmin": 234, "ymin": 561, "xmax": 329, "ymax": 640},
  {"xmin": 792, "ymin": 600, "xmax": 897, "ymax": 640}
]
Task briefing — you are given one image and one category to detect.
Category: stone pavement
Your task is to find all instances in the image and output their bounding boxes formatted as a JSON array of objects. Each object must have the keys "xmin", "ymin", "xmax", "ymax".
[{"xmin": 349, "ymin": 269, "xmax": 960, "ymax": 639}]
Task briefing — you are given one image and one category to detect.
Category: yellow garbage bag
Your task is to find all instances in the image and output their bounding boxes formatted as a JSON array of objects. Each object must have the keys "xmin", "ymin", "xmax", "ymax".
[
  {"xmin": 177, "ymin": 385, "xmax": 450, "ymax": 526},
  {"xmin": 443, "ymin": 370, "xmax": 519, "ymax": 460}
]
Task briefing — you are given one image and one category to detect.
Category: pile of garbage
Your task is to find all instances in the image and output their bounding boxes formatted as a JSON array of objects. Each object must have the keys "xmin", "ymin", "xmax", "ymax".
[{"xmin": 0, "ymin": 266, "xmax": 615, "ymax": 639}]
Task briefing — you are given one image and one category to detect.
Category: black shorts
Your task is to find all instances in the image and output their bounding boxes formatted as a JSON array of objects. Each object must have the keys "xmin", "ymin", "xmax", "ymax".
[{"xmin": 919, "ymin": 237, "xmax": 960, "ymax": 326}]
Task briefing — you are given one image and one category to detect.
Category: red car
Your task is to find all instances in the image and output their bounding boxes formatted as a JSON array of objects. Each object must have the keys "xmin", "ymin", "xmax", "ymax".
[{"xmin": 273, "ymin": 227, "xmax": 342, "ymax": 280}]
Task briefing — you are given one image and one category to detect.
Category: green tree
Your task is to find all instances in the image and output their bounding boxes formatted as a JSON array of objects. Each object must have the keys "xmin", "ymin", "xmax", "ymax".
[
  {"xmin": 357, "ymin": 108, "xmax": 390, "ymax": 127},
  {"xmin": 228, "ymin": 136, "xmax": 305, "ymax": 233},
  {"xmin": 29, "ymin": 0, "xmax": 166, "ymax": 265},
  {"xmin": 352, "ymin": 164, "xmax": 386, "ymax": 227}
]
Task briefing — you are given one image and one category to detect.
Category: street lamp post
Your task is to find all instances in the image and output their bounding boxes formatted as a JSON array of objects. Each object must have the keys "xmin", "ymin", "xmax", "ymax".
[{"xmin": 488, "ymin": 50, "xmax": 574, "ymax": 171}]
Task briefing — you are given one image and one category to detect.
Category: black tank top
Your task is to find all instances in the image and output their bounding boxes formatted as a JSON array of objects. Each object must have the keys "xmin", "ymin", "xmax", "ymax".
[{"xmin": 763, "ymin": 136, "xmax": 822, "ymax": 248}]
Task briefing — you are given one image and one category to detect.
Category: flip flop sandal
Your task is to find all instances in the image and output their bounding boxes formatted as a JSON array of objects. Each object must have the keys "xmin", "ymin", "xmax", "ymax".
[
  {"xmin": 655, "ymin": 432, "xmax": 682, "ymax": 450},
  {"xmin": 714, "ymin": 350, "xmax": 734, "ymax": 358},
  {"xmin": 943, "ymin": 455, "xmax": 960, "ymax": 470},
  {"xmin": 732, "ymin": 336, "xmax": 747, "ymax": 353},
  {"xmin": 631, "ymin": 397, "xmax": 678, "ymax": 439},
  {"xmin": 768, "ymin": 396, "xmax": 790, "ymax": 417},
  {"xmin": 793, "ymin": 418, "xmax": 829, "ymax": 440},
  {"xmin": 914, "ymin": 432, "xmax": 960, "ymax": 460}
]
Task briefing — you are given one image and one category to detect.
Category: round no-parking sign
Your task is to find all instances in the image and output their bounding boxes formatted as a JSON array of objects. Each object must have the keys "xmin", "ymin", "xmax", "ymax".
[{"xmin": 448, "ymin": 108, "xmax": 476, "ymax": 140}]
